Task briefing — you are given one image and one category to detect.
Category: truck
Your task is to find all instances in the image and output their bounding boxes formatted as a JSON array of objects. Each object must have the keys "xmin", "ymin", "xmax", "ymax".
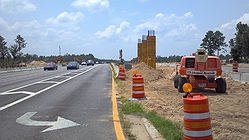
[{"xmin": 174, "ymin": 48, "xmax": 226, "ymax": 93}]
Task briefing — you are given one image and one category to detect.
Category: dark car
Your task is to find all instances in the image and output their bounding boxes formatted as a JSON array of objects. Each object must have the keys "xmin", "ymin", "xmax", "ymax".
[
  {"xmin": 67, "ymin": 61, "xmax": 79, "ymax": 70},
  {"xmin": 86, "ymin": 60, "xmax": 94, "ymax": 66},
  {"xmin": 44, "ymin": 62, "xmax": 58, "ymax": 71}
]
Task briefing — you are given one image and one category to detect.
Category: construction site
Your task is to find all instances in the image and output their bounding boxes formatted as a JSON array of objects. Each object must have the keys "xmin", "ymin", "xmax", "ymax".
[
  {"xmin": 115, "ymin": 30, "xmax": 249, "ymax": 140},
  {"xmin": 116, "ymin": 62, "xmax": 249, "ymax": 140}
]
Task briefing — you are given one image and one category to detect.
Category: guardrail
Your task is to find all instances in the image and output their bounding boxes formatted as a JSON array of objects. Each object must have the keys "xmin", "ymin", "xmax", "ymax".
[{"xmin": 0, "ymin": 66, "xmax": 43, "ymax": 74}]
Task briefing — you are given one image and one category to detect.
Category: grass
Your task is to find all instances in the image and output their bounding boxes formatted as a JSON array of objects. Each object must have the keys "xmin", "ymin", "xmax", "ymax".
[
  {"xmin": 121, "ymin": 99, "xmax": 144, "ymax": 115},
  {"xmin": 120, "ymin": 98, "xmax": 183, "ymax": 140},
  {"xmin": 146, "ymin": 111, "xmax": 183, "ymax": 140}
]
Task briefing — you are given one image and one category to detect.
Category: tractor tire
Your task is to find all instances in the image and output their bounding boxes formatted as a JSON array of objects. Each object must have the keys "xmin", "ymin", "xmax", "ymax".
[
  {"xmin": 207, "ymin": 75, "xmax": 215, "ymax": 83},
  {"xmin": 173, "ymin": 75, "xmax": 180, "ymax": 88},
  {"xmin": 215, "ymin": 78, "xmax": 226, "ymax": 93},
  {"xmin": 178, "ymin": 77, "xmax": 187, "ymax": 92}
]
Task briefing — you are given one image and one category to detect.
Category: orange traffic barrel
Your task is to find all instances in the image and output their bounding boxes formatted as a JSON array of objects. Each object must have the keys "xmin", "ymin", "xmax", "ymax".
[
  {"xmin": 132, "ymin": 75, "xmax": 145, "ymax": 99},
  {"xmin": 183, "ymin": 93, "xmax": 213, "ymax": 140},
  {"xmin": 232, "ymin": 62, "xmax": 238, "ymax": 72},
  {"xmin": 118, "ymin": 67, "xmax": 125, "ymax": 80}
]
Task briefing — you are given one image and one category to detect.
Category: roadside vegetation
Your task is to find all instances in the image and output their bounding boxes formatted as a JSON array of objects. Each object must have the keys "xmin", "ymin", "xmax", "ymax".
[{"xmin": 120, "ymin": 97, "xmax": 183, "ymax": 140}]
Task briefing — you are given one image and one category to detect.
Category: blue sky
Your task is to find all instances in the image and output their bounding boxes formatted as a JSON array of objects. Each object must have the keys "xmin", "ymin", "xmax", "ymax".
[{"xmin": 0, "ymin": 0, "xmax": 249, "ymax": 60}]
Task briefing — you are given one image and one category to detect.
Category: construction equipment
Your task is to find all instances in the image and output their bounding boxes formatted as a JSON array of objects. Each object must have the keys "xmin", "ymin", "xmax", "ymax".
[
  {"xmin": 53, "ymin": 55, "xmax": 63, "ymax": 63},
  {"xmin": 119, "ymin": 49, "xmax": 124, "ymax": 65},
  {"xmin": 174, "ymin": 48, "xmax": 226, "ymax": 93}
]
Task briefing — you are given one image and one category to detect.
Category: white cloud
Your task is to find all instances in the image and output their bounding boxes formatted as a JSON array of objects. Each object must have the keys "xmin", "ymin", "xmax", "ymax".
[
  {"xmin": 0, "ymin": 0, "xmax": 36, "ymax": 13},
  {"xmin": 134, "ymin": 12, "xmax": 196, "ymax": 38},
  {"xmin": 95, "ymin": 21, "xmax": 130, "ymax": 38},
  {"xmin": 185, "ymin": 23, "xmax": 197, "ymax": 31},
  {"xmin": 46, "ymin": 12, "xmax": 84, "ymax": 25},
  {"xmin": 218, "ymin": 13, "xmax": 249, "ymax": 40},
  {"xmin": 12, "ymin": 20, "xmax": 41, "ymax": 30},
  {"xmin": 220, "ymin": 13, "xmax": 249, "ymax": 30},
  {"xmin": 0, "ymin": 16, "xmax": 83, "ymax": 56},
  {"xmin": 184, "ymin": 12, "xmax": 193, "ymax": 18},
  {"xmin": 116, "ymin": 21, "xmax": 130, "ymax": 33},
  {"xmin": 71, "ymin": 0, "xmax": 109, "ymax": 12},
  {"xmin": 0, "ymin": 18, "xmax": 42, "ymax": 37},
  {"xmin": 156, "ymin": 13, "xmax": 164, "ymax": 18},
  {"xmin": 95, "ymin": 12, "xmax": 198, "ymax": 45},
  {"xmin": 95, "ymin": 25, "xmax": 116, "ymax": 38}
]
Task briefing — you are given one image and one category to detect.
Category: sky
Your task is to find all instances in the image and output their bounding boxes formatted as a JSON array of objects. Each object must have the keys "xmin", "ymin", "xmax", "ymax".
[{"xmin": 0, "ymin": 0, "xmax": 249, "ymax": 60}]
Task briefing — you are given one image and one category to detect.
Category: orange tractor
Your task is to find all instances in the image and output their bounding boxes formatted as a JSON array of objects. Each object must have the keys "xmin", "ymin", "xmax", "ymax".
[
  {"xmin": 174, "ymin": 48, "xmax": 226, "ymax": 93},
  {"xmin": 53, "ymin": 55, "xmax": 63, "ymax": 63}
]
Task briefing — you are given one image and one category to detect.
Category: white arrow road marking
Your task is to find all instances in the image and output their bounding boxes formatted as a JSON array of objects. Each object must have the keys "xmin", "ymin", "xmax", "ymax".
[{"xmin": 16, "ymin": 112, "xmax": 80, "ymax": 132}]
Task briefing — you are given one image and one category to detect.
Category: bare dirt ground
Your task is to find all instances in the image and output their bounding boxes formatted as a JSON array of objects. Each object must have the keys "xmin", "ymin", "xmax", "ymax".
[
  {"xmin": 117, "ymin": 62, "xmax": 249, "ymax": 140},
  {"xmin": 27, "ymin": 60, "xmax": 46, "ymax": 66}
]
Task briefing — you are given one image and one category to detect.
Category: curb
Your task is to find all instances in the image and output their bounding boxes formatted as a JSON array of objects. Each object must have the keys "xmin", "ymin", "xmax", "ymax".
[{"xmin": 142, "ymin": 118, "xmax": 165, "ymax": 140}]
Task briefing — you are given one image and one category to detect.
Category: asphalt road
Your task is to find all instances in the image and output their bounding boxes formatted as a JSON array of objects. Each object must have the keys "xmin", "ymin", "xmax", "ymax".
[{"xmin": 0, "ymin": 64, "xmax": 116, "ymax": 140}]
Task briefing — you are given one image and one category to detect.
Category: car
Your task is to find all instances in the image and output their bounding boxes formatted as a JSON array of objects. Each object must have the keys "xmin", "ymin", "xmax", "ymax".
[
  {"xmin": 44, "ymin": 62, "xmax": 58, "ymax": 71},
  {"xmin": 86, "ymin": 60, "xmax": 94, "ymax": 66},
  {"xmin": 81, "ymin": 61, "xmax": 87, "ymax": 65},
  {"xmin": 67, "ymin": 61, "xmax": 79, "ymax": 70}
]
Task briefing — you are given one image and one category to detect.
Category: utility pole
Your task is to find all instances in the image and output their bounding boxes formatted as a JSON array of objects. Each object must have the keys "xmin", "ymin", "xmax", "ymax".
[{"xmin": 59, "ymin": 46, "xmax": 61, "ymax": 56}]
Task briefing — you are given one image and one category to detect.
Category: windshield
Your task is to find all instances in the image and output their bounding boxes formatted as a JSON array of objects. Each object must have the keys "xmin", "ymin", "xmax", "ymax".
[
  {"xmin": 46, "ymin": 63, "xmax": 53, "ymax": 66},
  {"xmin": 69, "ymin": 62, "xmax": 77, "ymax": 65}
]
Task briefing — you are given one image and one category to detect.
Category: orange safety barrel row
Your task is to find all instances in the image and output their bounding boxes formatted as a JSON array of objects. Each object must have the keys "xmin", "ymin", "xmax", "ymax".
[
  {"xmin": 118, "ymin": 67, "xmax": 125, "ymax": 80},
  {"xmin": 132, "ymin": 75, "xmax": 145, "ymax": 98},
  {"xmin": 183, "ymin": 93, "xmax": 213, "ymax": 140},
  {"xmin": 232, "ymin": 62, "xmax": 238, "ymax": 72}
]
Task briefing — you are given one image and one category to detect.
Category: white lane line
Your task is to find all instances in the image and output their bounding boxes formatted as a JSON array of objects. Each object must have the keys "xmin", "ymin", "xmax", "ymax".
[
  {"xmin": 1, "ymin": 91, "xmax": 35, "ymax": 95},
  {"xmin": 0, "ymin": 66, "xmax": 98, "ymax": 111},
  {"xmin": 39, "ymin": 81, "xmax": 59, "ymax": 84}
]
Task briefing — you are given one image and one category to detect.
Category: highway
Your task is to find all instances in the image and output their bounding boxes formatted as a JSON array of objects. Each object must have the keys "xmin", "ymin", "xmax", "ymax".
[{"xmin": 0, "ymin": 64, "xmax": 116, "ymax": 140}]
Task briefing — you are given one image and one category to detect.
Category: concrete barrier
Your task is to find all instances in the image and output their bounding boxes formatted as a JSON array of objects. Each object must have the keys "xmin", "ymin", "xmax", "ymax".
[
  {"xmin": 222, "ymin": 70, "xmax": 249, "ymax": 83},
  {"xmin": 0, "ymin": 66, "xmax": 43, "ymax": 74},
  {"xmin": 156, "ymin": 63, "xmax": 249, "ymax": 83}
]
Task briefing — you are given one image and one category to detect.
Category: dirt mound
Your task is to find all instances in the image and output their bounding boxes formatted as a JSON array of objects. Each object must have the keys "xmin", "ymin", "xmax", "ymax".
[
  {"xmin": 126, "ymin": 62, "xmax": 166, "ymax": 83},
  {"xmin": 29, "ymin": 61, "xmax": 46, "ymax": 66},
  {"xmin": 157, "ymin": 65, "xmax": 176, "ymax": 80}
]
